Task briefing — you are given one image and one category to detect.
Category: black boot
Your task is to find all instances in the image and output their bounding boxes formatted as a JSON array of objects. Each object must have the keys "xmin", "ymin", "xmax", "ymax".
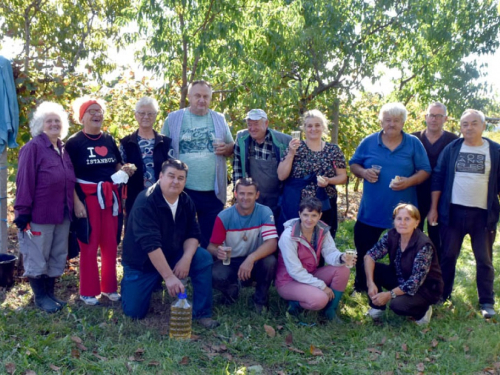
[
  {"xmin": 28, "ymin": 277, "xmax": 61, "ymax": 313},
  {"xmin": 45, "ymin": 277, "xmax": 67, "ymax": 307}
]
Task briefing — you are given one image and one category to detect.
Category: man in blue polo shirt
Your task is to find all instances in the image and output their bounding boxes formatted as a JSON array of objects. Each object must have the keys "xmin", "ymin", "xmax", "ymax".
[{"xmin": 349, "ymin": 102, "xmax": 431, "ymax": 294}]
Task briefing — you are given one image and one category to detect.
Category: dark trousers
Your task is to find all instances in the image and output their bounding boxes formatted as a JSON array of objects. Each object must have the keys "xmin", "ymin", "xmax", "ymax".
[
  {"xmin": 121, "ymin": 247, "xmax": 214, "ymax": 319},
  {"xmin": 184, "ymin": 189, "xmax": 224, "ymax": 248},
  {"xmin": 369, "ymin": 263, "xmax": 431, "ymax": 320},
  {"xmin": 320, "ymin": 197, "xmax": 338, "ymax": 239},
  {"xmin": 440, "ymin": 205, "xmax": 496, "ymax": 304},
  {"xmin": 212, "ymin": 254, "xmax": 277, "ymax": 306},
  {"xmin": 417, "ymin": 197, "xmax": 442, "ymax": 260},
  {"xmin": 353, "ymin": 220, "xmax": 386, "ymax": 292}
]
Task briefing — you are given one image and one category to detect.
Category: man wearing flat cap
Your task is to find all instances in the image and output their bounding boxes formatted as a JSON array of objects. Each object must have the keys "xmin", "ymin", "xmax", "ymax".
[{"xmin": 233, "ymin": 109, "xmax": 291, "ymax": 225}]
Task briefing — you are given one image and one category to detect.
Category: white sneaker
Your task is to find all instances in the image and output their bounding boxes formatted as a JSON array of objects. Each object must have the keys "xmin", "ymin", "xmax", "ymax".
[
  {"xmin": 367, "ymin": 307, "xmax": 384, "ymax": 320},
  {"xmin": 415, "ymin": 306, "xmax": 433, "ymax": 325},
  {"xmin": 80, "ymin": 295, "xmax": 100, "ymax": 305},
  {"xmin": 102, "ymin": 292, "xmax": 121, "ymax": 302}
]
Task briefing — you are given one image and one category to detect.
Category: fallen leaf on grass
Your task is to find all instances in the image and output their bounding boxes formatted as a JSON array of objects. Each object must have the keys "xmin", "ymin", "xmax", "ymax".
[
  {"xmin": 310, "ymin": 345, "xmax": 323, "ymax": 356},
  {"xmin": 25, "ymin": 370, "xmax": 36, "ymax": 375},
  {"xmin": 494, "ymin": 362, "xmax": 500, "ymax": 369},
  {"xmin": 381, "ymin": 372, "xmax": 394, "ymax": 375},
  {"xmin": 71, "ymin": 349, "xmax": 80, "ymax": 359},
  {"xmin": 308, "ymin": 360, "xmax": 319, "ymax": 365},
  {"xmin": 367, "ymin": 348, "xmax": 381, "ymax": 354},
  {"xmin": 395, "ymin": 352, "xmax": 400, "ymax": 359},
  {"xmin": 401, "ymin": 343, "xmax": 408, "ymax": 352},
  {"xmin": 276, "ymin": 325, "xmax": 283, "ymax": 330},
  {"xmin": 416, "ymin": 363, "xmax": 425, "ymax": 372},
  {"xmin": 285, "ymin": 333, "xmax": 293, "ymax": 345},
  {"xmin": 70, "ymin": 336, "xmax": 83, "ymax": 344},
  {"xmin": 482, "ymin": 368, "xmax": 496, "ymax": 375},
  {"xmin": 378, "ymin": 337, "xmax": 387, "ymax": 346},
  {"xmin": 5, "ymin": 363, "xmax": 15, "ymax": 375},
  {"xmin": 76, "ymin": 343, "xmax": 87, "ymax": 351},
  {"xmin": 125, "ymin": 362, "xmax": 133, "ymax": 372},
  {"xmin": 49, "ymin": 364, "xmax": 61, "ymax": 371},
  {"xmin": 190, "ymin": 334, "xmax": 201, "ymax": 341},
  {"xmin": 222, "ymin": 353, "xmax": 233, "ymax": 361},
  {"xmin": 148, "ymin": 361, "xmax": 160, "ymax": 366},
  {"xmin": 431, "ymin": 339, "xmax": 438, "ymax": 348},
  {"xmin": 134, "ymin": 348, "xmax": 145, "ymax": 355},
  {"xmin": 179, "ymin": 356, "xmax": 189, "ymax": 365},
  {"xmin": 288, "ymin": 347, "xmax": 305, "ymax": 354},
  {"xmin": 92, "ymin": 352, "xmax": 107, "ymax": 361},
  {"xmin": 449, "ymin": 335, "xmax": 459, "ymax": 341},
  {"xmin": 464, "ymin": 345, "xmax": 469, "ymax": 353},
  {"xmin": 264, "ymin": 324, "xmax": 275, "ymax": 338},
  {"xmin": 421, "ymin": 328, "xmax": 431, "ymax": 334}
]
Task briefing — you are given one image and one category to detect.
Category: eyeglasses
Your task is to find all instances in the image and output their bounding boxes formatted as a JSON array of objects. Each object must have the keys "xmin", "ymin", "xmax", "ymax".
[
  {"xmin": 86, "ymin": 109, "xmax": 104, "ymax": 116},
  {"xmin": 427, "ymin": 114, "xmax": 445, "ymax": 119},
  {"xmin": 136, "ymin": 111, "xmax": 158, "ymax": 118}
]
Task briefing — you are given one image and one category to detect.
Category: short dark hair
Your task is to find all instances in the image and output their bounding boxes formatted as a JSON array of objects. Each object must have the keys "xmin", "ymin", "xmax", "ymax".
[
  {"xmin": 299, "ymin": 197, "xmax": 322, "ymax": 214},
  {"xmin": 161, "ymin": 159, "xmax": 189, "ymax": 176},
  {"xmin": 234, "ymin": 177, "xmax": 259, "ymax": 193}
]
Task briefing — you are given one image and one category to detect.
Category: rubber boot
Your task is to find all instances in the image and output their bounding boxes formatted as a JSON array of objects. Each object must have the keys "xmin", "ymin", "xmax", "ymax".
[
  {"xmin": 287, "ymin": 301, "xmax": 301, "ymax": 316},
  {"xmin": 45, "ymin": 277, "xmax": 67, "ymax": 307},
  {"xmin": 324, "ymin": 290, "xmax": 344, "ymax": 322},
  {"xmin": 28, "ymin": 277, "xmax": 61, "ymax": 313}
]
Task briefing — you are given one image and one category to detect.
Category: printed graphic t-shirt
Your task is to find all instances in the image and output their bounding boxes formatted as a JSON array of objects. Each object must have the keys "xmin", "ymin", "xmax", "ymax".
[
  {"xmin": 65, "ymin": 131, "xmax": 122, "ymax": 183},
  {"xmin": 451, "ymin": 141, "xmax": 490, "ymax": 209}
]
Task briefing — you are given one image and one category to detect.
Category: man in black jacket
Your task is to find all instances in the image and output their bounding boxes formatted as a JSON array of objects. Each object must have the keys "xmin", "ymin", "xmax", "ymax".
[
  {"xmin": 429, "ymin": 109, "xmax": 500, "ymax": 319},
  {"xmin": 121, "ymin": 159, "xmax": 219, "ymax": 328}
]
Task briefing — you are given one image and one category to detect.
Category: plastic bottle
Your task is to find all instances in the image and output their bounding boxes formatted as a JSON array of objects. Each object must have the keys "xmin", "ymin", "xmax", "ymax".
[{"xmin": 169, "ymin": 292, "xmax": 192, "ymax": 339}]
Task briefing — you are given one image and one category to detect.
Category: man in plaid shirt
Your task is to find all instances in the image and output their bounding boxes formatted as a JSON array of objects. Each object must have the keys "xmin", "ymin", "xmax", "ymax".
[{"xmin": 233, "ymin": 109, "xmax": 291, "ymax": 228}]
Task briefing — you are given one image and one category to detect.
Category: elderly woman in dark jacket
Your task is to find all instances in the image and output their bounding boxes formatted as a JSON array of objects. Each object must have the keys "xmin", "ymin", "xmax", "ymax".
[
  {"xmin": 14, "ymin": 102, "xmax": 75, "ymax": 313},
  {"xmin": 364, "ymin": 203, "xmax": 443, "ymax": 325},
  {"xmin": 120, "ymin": 97, "xmax": 172, "ymax": 221}
]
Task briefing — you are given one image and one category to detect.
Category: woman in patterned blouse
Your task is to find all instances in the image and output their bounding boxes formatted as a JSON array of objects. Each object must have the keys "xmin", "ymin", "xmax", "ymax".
[
  {"xmin": 277, "ymin": 109, "xmax": 347, "ymax": 238},
  {"xmin": 364, "ymin": 203, "xmax": 443, "ymax": 325}
]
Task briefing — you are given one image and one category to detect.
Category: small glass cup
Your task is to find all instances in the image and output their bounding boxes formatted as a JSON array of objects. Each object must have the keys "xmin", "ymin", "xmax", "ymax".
[
  {"xmin": 221, "ymin": 246, "xmax": 232, "ymax": 265},
  {"xmin": 291, "ymin": 131, "xmax": 301, "ymax": 140},
  {"xmin": 344, "ymin": 249, "xmax": 357, "ymax": 269},
  {"xmin": 371, "ymin": 165, "xmax": 382, "ymax": 175}
]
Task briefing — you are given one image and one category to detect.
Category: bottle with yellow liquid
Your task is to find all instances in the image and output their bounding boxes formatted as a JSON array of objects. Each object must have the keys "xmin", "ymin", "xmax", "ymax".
[{"xmin": 169, "ymin": 292, "xmax": 192, "ymax": 339}]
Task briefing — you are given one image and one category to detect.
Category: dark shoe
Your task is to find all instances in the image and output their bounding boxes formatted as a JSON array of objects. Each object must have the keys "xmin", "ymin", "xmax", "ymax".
[
  {"xmin": 287, "ymin": 301, "xmax": 301, "ymax": 316},
  {"xmin": 28, "ymin": 277, "xmax": 61, "ymax": 313},
  {"xmin": 45, "ymin": 277, "xmax": 67, "ymax": 307},
  {"xmin": 324, "ymin": 290, "xmax": 344, "ymax": 321},
  {"xmin": 197, "ymin": 317, "xmax": 220, "ymax": 329},
  {"xmin": 480, "ymin": 304, "xmax": 496, "ymax": 319}
]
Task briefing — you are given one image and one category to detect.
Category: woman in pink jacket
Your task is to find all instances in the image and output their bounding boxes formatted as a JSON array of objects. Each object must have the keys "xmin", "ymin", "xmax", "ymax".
[{"xmin": 276, "ymin": 197, "xmax": 354, "ymax": 321}]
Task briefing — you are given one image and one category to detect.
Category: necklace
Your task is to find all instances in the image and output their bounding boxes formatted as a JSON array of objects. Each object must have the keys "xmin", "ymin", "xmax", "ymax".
[
  {"xmin": 236, "ymin": 205, "xmax": 256, "ymax": 241},
  {"xmin": 82, "ymin": 130, "xmax": 103, "ymax": 141}
]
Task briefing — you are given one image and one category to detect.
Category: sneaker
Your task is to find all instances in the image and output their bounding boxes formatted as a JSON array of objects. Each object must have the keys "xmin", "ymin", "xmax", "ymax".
[
  {"xmin": 80, "ymin": 295, "xmax": 100, "ymax": 305},
  {"xmin": 415, "ymin": 306, "xmax": 433, "ymax": 325},
  {"xmin": 197, "ymin": 317, "xmax": 220, "ymax": 329},
  {"xmin": 102, "ymin": 292, "xmax": 121, "ymax": 302},
  {"xmin": 367, "ymin": 307, "xmax": 384, "ymax": 320},
  {"xmin": 480, "ymin": 304, "xmax": 496, "ymax": 319}
]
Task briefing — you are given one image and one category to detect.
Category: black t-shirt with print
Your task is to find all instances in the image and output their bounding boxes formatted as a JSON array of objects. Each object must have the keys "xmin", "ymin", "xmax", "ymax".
[{"xmin": 65, "ymin": 131, "xmax": 122, "ymax": 183}]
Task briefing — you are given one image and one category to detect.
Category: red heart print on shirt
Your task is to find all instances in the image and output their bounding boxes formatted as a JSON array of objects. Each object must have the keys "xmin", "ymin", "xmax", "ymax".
[{"xmin": 95, "ymin": 146, "xmax": 108, "ymax": 157}]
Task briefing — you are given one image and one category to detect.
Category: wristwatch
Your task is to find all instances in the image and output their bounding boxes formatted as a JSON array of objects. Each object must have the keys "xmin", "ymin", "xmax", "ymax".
[{"xmin": 390, "ymin": 290, "xmax": 397, "ymax": 299}]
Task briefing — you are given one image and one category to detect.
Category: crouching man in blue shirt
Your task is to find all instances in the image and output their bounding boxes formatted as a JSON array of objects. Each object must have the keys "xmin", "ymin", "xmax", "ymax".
[{"xmin": 121, "ymin": 159, "xmax": 220, "ymax": 329}]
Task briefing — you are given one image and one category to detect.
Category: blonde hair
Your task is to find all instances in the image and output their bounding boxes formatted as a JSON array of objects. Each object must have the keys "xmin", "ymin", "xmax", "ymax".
[
  {"xmin": 393, "ymin": 203, "xmax": 421, "ymax": 222},
  {"xmin": 301, "ymin": 109, "xmax": 329, "ymax": 136}
]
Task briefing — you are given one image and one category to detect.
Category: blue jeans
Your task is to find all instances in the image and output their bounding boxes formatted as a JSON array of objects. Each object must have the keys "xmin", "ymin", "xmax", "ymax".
[
  {"xmin": 121, "ymin": 247, "xmax": 214, "ymax": 319},
  {"xmin": 184, "ymin": 189, "xmax": 224, "ymax": 248}
]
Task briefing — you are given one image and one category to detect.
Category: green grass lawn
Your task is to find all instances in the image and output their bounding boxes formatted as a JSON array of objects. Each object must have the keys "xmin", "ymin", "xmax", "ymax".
[{"xmin": 1, "ymin": 221, "xmax": 500, "ymax": 374}]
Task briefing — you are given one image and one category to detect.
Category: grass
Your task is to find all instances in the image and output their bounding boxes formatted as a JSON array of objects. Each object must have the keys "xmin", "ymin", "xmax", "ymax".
[{"xmin": 1, "ymin": 222, "xmax": 500, "ymax": 375}]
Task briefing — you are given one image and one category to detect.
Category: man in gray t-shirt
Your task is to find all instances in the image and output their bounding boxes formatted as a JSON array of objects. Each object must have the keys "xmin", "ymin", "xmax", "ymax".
[{"xmin": 162, "ymin": 81, "xmax": 234, "ymax": 247}]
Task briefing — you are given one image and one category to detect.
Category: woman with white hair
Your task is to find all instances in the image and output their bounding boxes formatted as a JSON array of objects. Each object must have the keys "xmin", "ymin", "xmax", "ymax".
[
  {"xmin": 119, "ymin": 97, "xmax": 172, "ymax": 224},
  {"xmin": 14, "ymin": 101, "xmax": 75, "ymax": 313},
  {"xmin": 65, "ymin": 97, "xmax": 133, "ymax": 305},
  {"xmin": 349, "ymin": 102, "xmax": 431, "ymax": 294},
  {"xmin": 278, "ymin": 109, "xmax": 347, "ymax": 237}
]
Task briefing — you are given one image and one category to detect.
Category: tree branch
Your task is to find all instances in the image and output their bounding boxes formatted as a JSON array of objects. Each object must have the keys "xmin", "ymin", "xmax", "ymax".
[{"xmin": 192, "ymin": 0, "xmax": 215, "ymax": 38}]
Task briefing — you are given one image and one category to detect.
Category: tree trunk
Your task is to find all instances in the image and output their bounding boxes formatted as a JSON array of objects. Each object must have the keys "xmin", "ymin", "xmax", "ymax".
[{"xmin": 330, "ymin": 96, "xmax": 339, "ymax": 144}]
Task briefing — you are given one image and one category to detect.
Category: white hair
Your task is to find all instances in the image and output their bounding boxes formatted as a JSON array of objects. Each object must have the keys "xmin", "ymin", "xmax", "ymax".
[
  {"xmin": 461, "ymin": 109, "xmax": 486, "ymax": 123},
  {"xmin": 72, "ymin": 96, "xmax": 107, "ymax": 124},
  {"xmin": 135, "ymin": 97, "xmax": 159, "ymax": 112},
  {"xmin": 29, "ymin": 102, "xmax": 70, "ymax": 139},
  {"xmin": 378, "ymin": 102, "xmax": 407, "ymax": 123}
]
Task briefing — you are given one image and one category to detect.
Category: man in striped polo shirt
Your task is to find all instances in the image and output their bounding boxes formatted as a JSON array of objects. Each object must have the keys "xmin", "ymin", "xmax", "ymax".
[{"xmin": 208, "ymin": 178, "xmax": 278, "ymax": 313}]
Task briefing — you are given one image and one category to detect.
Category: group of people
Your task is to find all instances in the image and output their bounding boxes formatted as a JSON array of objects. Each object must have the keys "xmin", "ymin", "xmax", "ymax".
[{"xmin": 13, "ymin": 79, "xmax": 499, "ymax": 328}]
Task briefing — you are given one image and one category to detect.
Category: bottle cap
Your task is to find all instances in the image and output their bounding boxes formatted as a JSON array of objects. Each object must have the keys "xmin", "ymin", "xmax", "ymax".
[{"xmin": 178, "ymin": 292, "xmax": 187, "ymax": 299}]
